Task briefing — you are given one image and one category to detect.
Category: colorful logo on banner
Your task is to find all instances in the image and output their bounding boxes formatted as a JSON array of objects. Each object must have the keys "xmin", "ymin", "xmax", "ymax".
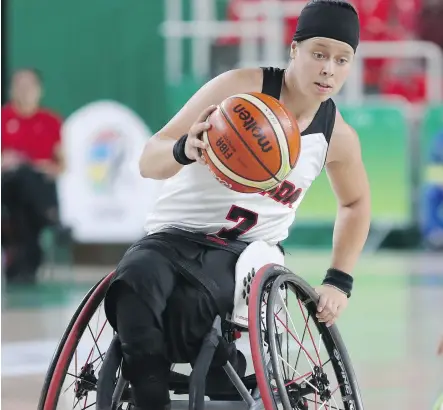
[{"xmin": 87, "ymin": 129, "xmax": 126, "ymax": 194}]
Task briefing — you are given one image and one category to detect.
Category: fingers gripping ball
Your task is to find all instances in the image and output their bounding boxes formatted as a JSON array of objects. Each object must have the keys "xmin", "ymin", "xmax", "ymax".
[{"xmin": 201, "ymin": 93, "xmax": 302, "ymax": 193}]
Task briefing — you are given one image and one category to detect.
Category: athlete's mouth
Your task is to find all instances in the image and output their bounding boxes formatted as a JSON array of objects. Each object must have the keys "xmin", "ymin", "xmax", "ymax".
[{"xmin": 314, "ymin": 82, "xmax": 332, "ymax": 89}]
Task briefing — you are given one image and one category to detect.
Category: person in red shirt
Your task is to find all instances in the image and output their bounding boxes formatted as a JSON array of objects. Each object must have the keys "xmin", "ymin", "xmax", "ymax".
[{"xmin": 1, "ymin": 68, "xmax": 65, "ymax": 284}]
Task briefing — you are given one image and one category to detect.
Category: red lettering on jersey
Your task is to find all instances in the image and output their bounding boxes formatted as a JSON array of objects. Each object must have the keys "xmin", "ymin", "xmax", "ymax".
[{"xmin": 260, "ymin": 180, "xmax": 302, "ymax": 208}]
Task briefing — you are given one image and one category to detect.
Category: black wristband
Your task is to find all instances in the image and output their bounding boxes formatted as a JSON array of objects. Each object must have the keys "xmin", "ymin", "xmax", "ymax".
[
  {"xmin": 321, "ymin": 268, "xmax": 353, "ymax": 298},
  {"xmin": 173, "ymin": 134, "xmax": 196, "ymax": 166}
]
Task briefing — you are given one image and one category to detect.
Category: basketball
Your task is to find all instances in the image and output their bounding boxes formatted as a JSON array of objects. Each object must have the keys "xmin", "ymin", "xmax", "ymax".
[{"xmin": 202, "ymin": 92, "xmax": 301, "ymax": 193}]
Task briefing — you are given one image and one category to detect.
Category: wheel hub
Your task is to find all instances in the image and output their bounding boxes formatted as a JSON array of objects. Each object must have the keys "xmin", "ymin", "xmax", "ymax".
[
  {"xmin": 74, "ymin": 363, "xmax": 98, "ymax": 399},
  {"xmin": 286, "ymin": 365, "xmax": 331, "ymax": 409}
]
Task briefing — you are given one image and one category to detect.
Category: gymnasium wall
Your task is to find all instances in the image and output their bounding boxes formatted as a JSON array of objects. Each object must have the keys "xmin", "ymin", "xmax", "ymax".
[{"xmin": 7, "ymin": 0, "xmax": 168, "ymax": 133}]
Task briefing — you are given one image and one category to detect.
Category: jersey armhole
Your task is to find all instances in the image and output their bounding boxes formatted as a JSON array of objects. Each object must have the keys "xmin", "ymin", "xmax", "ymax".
[
  {"xmin": 320, "ymin": 100, "xmax": 338, "ymax": 171},
  {"xmin": 324, "ymin": 99, "xmax": 337, "ymax": 145},
  {"xmin": 260, "ymin": 67, "xmax": 284, "ymax": 100}
]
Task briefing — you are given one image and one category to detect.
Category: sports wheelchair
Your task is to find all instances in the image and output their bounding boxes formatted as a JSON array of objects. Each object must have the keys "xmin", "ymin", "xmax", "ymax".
[{"xmin": 38, "ymin": 263, "xmax": 364, "ymax": 410}]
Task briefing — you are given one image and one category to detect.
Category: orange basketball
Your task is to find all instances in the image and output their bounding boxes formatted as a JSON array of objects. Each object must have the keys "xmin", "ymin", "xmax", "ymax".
[{"xmin": 202, "ymin": 92, "xmax": 301, "ymax": 193}]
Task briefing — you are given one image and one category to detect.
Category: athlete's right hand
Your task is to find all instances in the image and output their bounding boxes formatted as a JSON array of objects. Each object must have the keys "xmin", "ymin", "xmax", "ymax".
[{"xmin": 184, "ymin": 105, "xmax": 217, "ymax": 165}]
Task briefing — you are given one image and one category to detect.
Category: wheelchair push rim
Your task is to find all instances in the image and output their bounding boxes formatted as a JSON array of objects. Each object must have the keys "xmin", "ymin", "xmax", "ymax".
[{"xmin": 248, "ymin": 264, "xmax": 364, "ymax": 410}]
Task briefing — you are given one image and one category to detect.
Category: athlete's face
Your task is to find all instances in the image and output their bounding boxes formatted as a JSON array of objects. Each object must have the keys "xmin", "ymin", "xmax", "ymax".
[{"xmin": 289, "ymin": 37, "xmax": 354, "ymax": 100}]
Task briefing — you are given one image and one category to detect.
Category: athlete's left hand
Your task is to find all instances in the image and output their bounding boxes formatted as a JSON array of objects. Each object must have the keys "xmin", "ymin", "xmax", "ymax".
[{"xmin": 314, "ymin": 285, "xmax": 348, "ymax": 327}]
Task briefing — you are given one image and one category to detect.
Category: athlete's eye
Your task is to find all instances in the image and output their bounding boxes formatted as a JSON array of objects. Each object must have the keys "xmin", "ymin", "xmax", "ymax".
[
  {"xmin": 336, "ymin": 58, "xmax": 348, "ymax": 65},
  {"xmin": 313, "ymin": 52, "xmax": 326, "ymax": 60}
]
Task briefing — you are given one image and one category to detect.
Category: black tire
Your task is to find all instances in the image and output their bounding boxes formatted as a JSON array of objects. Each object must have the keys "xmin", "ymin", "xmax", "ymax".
[
  {"xmin": 37, "ymin": 273, "xmax": 114, "ymax": 410},
  {"xmin": 248, "ymin": 263, "xmax": 289, "ymax": 410},
  {"xmin": 266, "ymin": 272, "xmax": 364, "ymax": 410}
]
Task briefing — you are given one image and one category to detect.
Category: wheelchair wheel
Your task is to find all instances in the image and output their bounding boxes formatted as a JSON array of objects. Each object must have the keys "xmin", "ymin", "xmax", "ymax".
[
  {"xmin": 37, "ymin": 272, "xmax": 119, "ymax": 410},
  {"xmin": 248, "ymin": 264, "xmax": 364, "ymax": 410}
]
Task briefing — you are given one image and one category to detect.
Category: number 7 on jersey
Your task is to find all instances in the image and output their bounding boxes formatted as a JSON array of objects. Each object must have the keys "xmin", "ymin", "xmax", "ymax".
[{"xmin": 216, "ymin": 205, "xmax": 258, "ymax": 240}]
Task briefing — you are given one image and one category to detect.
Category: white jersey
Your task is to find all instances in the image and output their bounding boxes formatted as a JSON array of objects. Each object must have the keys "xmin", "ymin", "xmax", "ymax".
[{"xmin": 144, "ymin": 68, "xmax": 336, "ymax": 245}]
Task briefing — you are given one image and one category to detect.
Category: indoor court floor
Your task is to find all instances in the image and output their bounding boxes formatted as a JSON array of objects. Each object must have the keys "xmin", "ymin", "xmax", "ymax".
[{"xmin": 2, "ymin": 250, "xmax": 443, "ymax": 410}]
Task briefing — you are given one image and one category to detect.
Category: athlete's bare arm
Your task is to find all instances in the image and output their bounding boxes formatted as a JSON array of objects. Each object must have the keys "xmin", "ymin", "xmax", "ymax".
[
  {"xmin": 139, "ymin": 68, "xmax": 263, "ymax": 180},
  {"xmin": 325, "ymin": 112, "xmax": 371, "ymax": 274},
  {"xmin": 315, "ymin": 112, "xmax": 370, "ymax": 327}
]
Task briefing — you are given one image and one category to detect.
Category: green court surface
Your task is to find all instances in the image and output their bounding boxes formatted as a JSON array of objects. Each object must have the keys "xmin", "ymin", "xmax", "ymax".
[{"xmin": 2, "ymin": 250, "xmax": 443, "ymax": 410}]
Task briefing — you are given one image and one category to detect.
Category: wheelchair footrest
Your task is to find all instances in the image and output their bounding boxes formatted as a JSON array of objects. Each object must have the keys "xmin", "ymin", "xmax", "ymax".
[
  {"xmin": 171, "ymin": 373, "xmax": 256, "ymax": 399},
  {"xmin": 171, "ymin": 401, "xmax": 248, "ymax": 409}
]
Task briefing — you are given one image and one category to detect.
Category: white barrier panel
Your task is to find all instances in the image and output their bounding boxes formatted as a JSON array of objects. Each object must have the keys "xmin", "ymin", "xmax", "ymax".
[{"xmin": 58, "ymin": 100, "xmax": 163, "ymax": 243}]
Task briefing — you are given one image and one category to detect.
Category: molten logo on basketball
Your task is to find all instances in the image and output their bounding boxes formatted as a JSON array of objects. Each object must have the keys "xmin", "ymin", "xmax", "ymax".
[
  {"xmin": 203, "ymin": 93, "xmax": 301, "ymax": 194},
  {"xmin": 232, "ymin": 104, "xmax": 273, "ymax": 153}
]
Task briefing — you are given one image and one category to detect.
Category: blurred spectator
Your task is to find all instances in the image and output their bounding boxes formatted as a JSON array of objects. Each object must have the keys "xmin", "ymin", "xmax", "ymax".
[
  {"xmin": 352, "ymin": 0, "xmax": 422, "ymax": 93},
  {"xmin": 380, "ymin": 60, "xmax": 427, "ymax": 103},
  {"xmin": 417, "ymin": 0, "xmax": 443, "ymax": 51},
  {"xmin": 395, "ymin": 0, "xmax": 422, "ymax": 33},
  {"xmin": 218, "ymin": 0, "xmax": 424, "ymax": 95},
  {"xmin": 353, "ymin": 0, "xmax": 394, "ymax": 90},
  {"xmin": 1, "ymin": 68, "xmax": 65, "ymax": 284}
]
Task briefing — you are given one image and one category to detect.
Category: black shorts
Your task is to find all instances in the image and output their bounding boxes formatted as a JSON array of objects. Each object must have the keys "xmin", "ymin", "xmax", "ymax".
[{"xmin": 104, "ymin": 228, "xmax": 248, "ymax": 363}]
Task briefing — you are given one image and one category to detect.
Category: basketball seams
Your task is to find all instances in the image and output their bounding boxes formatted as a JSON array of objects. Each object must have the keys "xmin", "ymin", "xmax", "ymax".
[
  {"xmin": 202, "ymin": 129, "xmax": 277, "ymax": 190},
  {"xmin": 202, "ymin": 93, "xmax": 301, "ymax": 193},
  {"xmin": 266, "ymin": 107, "xmax": 295, "ymax": 181},
  {"xmin": 235, "ymin": 96, "xmax": 283, "ymax": 167},
  {"xmin": 204, "ymin": 127, "xmax": 273, "ymax": 183},
  {"xmin": 219, "ymin": 103, "xmax": 281, "ymax": 185},
  {"xmin": 268, "ymin": 104, "xmax": 300, "ymax": 179},
  {"xmin": 274, "ymin": 106, "xmax": 301, "ymax": 170},
  {"xmin": 234, "ymin": 94, "xmax": 292, "ymax": 181}
]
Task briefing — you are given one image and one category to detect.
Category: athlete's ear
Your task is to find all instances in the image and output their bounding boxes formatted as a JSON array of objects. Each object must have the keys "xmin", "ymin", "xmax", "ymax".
[{"xmin": 289, "ymin": 41, "xmax": 298, "ymax": 59}]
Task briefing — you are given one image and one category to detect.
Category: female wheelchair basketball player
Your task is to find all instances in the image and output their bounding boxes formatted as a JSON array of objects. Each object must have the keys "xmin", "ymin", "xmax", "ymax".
[{"xmin": 38, "ymin": 1, "xmax": 370, "ymax": 409}]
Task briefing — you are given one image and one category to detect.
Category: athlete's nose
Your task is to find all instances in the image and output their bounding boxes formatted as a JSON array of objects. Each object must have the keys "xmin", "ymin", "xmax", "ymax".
[{"xmin": 320, "ymin": 60, "xmax": 334, "ymax": 77}]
